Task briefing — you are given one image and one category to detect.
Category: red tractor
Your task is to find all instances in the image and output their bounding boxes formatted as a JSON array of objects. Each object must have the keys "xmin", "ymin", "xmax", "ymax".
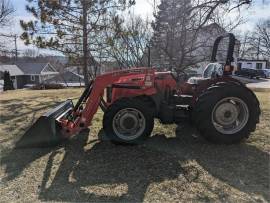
[{"xmin": 22, "ymin": 34, "xmax": 260, "ymax": 147}]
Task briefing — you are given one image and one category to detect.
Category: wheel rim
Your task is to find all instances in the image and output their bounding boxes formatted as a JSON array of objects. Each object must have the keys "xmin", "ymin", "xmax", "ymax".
[
  {"xmin": 211, "ymin": 97, "xmax": 249, "ymax": 135},
  {"xmin": 112, "ymin": 108, "xmax": 146, "ymax": 141}
]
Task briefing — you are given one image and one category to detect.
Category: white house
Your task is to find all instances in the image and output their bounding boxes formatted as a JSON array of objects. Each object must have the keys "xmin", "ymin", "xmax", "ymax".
[
  {"xmin": 237, "ymin": 59, "xmax": 269, "ymax": 70},
  {"xmin": 0, "ymin": 63, "xmax": 59, "ymax": 89},
  {"xmin": 0, "ymin": 65, "xmax": 24, "ymax": 89}
]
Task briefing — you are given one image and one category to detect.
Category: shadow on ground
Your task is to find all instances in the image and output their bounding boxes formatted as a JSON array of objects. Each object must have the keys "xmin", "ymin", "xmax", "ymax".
[
  {"xmin": 0, "ymin": 96, "xmax": 73, "ymax": 149},
  {"xmin": 147, "ymin": 124, "xmax": 269, "ymax": 201},
  {"xmin": 0, "ymin": 98, "xmax": 64, "ymax": 125},
  {"xmin": 1, "ymin": 125, "xmax": 269, "ymax": 202}
]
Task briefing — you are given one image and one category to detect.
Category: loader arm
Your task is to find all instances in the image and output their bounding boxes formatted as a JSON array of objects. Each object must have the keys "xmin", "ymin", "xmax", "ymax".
[{"xmin": 59, "ymin": 68, "xmax": 156, "ymax": 138}]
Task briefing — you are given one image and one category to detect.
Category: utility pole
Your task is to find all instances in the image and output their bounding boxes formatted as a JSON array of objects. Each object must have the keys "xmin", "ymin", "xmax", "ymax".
[
  {"xmin": 153, "ymin": 0, "xmax": 157, "ymax": 16},
  {"xmin": 0, "ymin": 33, "xmax": 18, "ymax": 60},
  {"xmin": 147, "ymin": 45, "xmax": 151, "ymax": 67},
  {"xmin": 257, "ymin": 37, "xmax": 261, "ymax": 60},
  {"xmin": 14, "ymin": 34, "xmax": 18, "ymax": 61}
]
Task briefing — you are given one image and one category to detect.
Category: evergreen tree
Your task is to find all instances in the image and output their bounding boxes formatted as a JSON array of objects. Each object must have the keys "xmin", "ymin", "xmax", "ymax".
[
  {"xmin": 151, "ymin": 0, "xmax": 192, "ymax": 70},
  {"xmin": 3, "ymin": 71, "xmax": 14, "ymax": 91},
  {"xmin": 151, "ymin": 0, "xmax": 252, "ymax": 72},
  {"xmin": 20, "ymin": 0, "xmax": 135, "ymax": 84}
]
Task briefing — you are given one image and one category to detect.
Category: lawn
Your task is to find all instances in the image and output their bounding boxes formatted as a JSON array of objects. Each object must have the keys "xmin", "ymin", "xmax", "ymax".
[{"xmin": 0, "ymin": 88, "xmax": 269, "ymax": 202}]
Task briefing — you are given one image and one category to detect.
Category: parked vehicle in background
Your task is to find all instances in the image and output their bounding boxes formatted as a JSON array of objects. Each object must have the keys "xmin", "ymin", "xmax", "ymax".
[
  {"xmin": 235, "ymin": 68, "xmax": 262, "ymax": 79},
  {"xmin": 237, "ymin": 59, "xmax": 269, "ymax": 70},
  {"xmin": 256, "ymin": 70, "xmax": 266, "ymax": 78},
  {"xmin": 265, "ymin": 69, "xmax": 270, "ymax": 78},
  {"xmin": 258, "ymin": 69, "xmax": 270, "ymax": 78}
]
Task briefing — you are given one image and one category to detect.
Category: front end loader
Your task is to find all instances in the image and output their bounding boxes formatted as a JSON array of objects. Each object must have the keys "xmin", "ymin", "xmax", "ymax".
[
  {"xmin": 19, "ymin": 68, "xmax": 158, "ymax": 147},
  {"xmin": 20, "ymin": 33, "xmax": 260, "ymax": 147},
  {"xmin": 17, "ymin": 100, "xmax": 74, "ymax": 148}
]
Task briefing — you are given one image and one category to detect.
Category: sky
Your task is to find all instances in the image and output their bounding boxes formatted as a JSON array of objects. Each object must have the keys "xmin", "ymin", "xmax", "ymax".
[{"xmin": 1, "ymin": 0, "xmax": 270, "ymax": 55}]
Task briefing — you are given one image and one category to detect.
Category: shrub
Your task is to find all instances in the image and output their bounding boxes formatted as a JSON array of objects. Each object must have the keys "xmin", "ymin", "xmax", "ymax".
[
  {"xmin": 31, "ymin": 83, "xmax": 65, "ymax": 90},
  {"xmin": 3, "ymin": 71, "xmax": 14, "ymax": 91}
]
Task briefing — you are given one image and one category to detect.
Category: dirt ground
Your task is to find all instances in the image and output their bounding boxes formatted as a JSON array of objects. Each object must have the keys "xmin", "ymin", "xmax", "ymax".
[{"xmin": 0, "ymin": 88, "xmax": 269, "ymax": 202}]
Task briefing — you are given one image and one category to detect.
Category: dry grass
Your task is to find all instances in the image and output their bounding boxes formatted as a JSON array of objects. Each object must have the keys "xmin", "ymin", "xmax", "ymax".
[{"xmin": 0, "ymin": 88, "xmax": 269, "ymax": 202}]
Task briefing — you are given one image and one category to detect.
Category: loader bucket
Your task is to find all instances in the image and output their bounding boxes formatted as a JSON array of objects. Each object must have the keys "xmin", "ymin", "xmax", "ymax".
[{"xmin": 16, "ymin": 100, "xmax": 74, "ymax": 148}]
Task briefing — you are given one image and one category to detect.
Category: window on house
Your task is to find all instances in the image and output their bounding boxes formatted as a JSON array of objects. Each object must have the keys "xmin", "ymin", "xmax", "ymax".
[
  {"xmin": 256, "ymin": 63, "xmax": 262, "ymax": 70},
  {"xmin": 31, "ymin": 75, "xmax": 35, "ymax": 81}
]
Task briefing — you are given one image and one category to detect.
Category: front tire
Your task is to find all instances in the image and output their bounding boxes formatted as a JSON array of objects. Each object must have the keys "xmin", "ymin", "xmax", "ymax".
[
  {"xmin": 103, "ymin": 98, "xmax": 154, "ymax": 144},
  {"xmin": 192, "ymin": 83, "xmax": 260, "ymax": 144}
]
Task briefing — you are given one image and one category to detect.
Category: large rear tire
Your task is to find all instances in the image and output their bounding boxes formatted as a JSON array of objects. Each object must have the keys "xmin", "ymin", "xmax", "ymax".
[
  {"xmin": 192, "ymin": 83, "xmax": 260, "ymax": 144},
  {"xmin": 103, "ymin": 98, "xmax": 154, "ymax": 144}
]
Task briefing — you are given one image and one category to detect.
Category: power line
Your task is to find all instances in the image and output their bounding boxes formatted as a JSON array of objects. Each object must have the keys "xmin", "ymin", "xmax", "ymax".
[{"xmin": 0, "ymin": 33, "xmax": 18, "ymax": 60}]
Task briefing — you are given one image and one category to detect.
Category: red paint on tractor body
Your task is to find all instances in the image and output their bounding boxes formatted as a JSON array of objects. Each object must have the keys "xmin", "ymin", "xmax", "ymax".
[
  {"xmin": 58, "ymin": 67, "xmax": 240, "ymax": 138},
  {"xmin": 59, "ymin": 68, "xmax": 159, "ymax": 137}
]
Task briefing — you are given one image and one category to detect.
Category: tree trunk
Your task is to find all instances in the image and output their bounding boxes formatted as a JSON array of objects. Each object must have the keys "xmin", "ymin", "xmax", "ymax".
[{"xmin": 82, "ymin": 0, "xmax": 90, "ymax": 86}]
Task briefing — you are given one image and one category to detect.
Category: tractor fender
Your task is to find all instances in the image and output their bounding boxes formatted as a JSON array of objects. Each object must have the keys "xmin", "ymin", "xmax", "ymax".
[
  {"xmin": 105, "ymin": 94, "xmax": 160, "ymax": 117},
  {"xmin": 191, "ymin": 77, "xmax": 245, "ymax": 106}
]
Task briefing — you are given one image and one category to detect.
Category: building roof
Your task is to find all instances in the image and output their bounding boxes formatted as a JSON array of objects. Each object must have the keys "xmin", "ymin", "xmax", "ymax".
[
  {"xmin": 15, "ymin": 62, "xmax": 49, "ymax": 74},
  {"xmin": 45, "ymin": 70, "xmax": 84, "ymax": 84},
  {"xmin": 238, "ymin": 59, "xmax": 269, "ymax": 62},
  {"xmin": 0, "ymin": 65, "xmax": 24, "ymax": 76}
]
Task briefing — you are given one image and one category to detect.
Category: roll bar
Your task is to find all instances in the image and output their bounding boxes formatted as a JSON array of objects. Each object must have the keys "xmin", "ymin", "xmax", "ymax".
[{"xmin": 211, "ymin": 33, "xmax": 236, "ymax": 66}]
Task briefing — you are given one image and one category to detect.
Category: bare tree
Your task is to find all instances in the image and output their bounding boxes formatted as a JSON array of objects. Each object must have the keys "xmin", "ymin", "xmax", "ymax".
[
  {"xmin": 22, "ymin": 48, "xmax": 39, "ymax": 58},
  {"xmin": 252, "ymin": 19, "xmax": 270, "ymax": 59},
  {"xmin": 0, "ymin": 0, "xmax": 14, "ymax": 55},
  {"xmin": 0, "ymin": 33, "xmax": 18, "ymax": 59},
  {"xmin": 237, "ymin": 31, "xmax": 253, "ymax": 58},
  {"xmin": 104, "ymin": 14, "xmax": 152, "ymax": 68},
  {"xmin": 238, "ymin": 19, "xmax": 270, "ymax": 60},
  {"xmin": 211, "ymin": 4, "xmax": 245, "ymax": 32},
  {"xmin": 0, "ymin": 0, "xmax": 14, "ymax": 27}
]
